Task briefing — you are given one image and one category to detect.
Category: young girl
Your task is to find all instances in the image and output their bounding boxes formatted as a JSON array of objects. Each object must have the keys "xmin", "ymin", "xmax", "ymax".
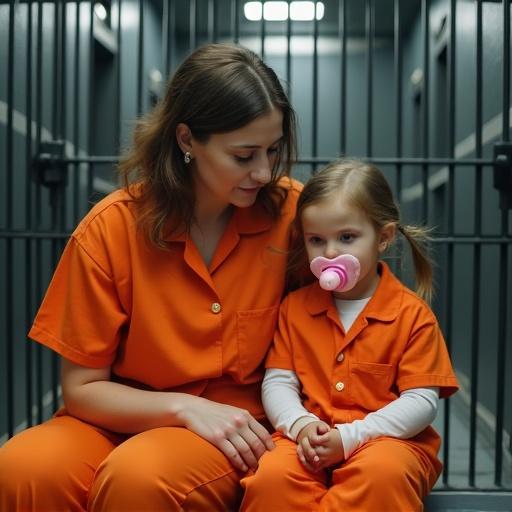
[{"xmin": 240, "ymin": 159, "xmax": 459, "ymax": 511}]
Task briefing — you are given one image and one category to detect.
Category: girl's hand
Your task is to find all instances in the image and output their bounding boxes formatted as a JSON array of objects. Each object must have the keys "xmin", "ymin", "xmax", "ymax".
[
  {"xmin": 308, "ymin": 428, "xmax": 345, "ymax": 469},
  {"xmin": 178, "ymin": 395, "xmax": 274, "ymax": 472},
  {"xmin": 296, "ymin": 421, "xmax": 330, "ymax": 471}
]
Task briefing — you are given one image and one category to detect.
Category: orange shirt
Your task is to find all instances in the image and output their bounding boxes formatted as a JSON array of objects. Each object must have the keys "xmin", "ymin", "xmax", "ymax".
[
  {"xmin": 266, "ymin": 262, "xmax": 459, "ymax": 459},
  {"xmin": 29, "ymin": 179, "xmax": 301, "ymax": 419}
]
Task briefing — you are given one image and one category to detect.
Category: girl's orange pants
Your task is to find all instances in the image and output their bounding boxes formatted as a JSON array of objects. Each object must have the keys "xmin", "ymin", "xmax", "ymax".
[
  {"xmin": 0, "ymin": 415, "xmax": 242, "ymax": 511},
  {"xmin": 240, "ymin": 433, "xmax": 440, "ymax": 512}
]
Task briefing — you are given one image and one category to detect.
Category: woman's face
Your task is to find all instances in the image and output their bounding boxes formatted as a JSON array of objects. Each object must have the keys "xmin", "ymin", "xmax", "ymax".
[{"xmin": 188, "ymin": 108, "xmax": 284, "ymax": 213}]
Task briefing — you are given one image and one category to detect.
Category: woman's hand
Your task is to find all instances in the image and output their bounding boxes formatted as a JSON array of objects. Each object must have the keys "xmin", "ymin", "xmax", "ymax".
[{"xmin": 177, "ymin": 395, "xmax": 275, "ymax": 472}]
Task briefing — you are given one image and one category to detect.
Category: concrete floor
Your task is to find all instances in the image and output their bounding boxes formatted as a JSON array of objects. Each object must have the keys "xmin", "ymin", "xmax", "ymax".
[{"xmin": 425, "ymin": 382, "xmax": 512, "ymax": 512}]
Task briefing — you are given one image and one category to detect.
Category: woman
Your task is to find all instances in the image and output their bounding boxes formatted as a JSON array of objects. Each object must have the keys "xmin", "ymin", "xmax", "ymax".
[{"xmin": 0, "ymin": 43, "xmax": 301, "ymax": 511}]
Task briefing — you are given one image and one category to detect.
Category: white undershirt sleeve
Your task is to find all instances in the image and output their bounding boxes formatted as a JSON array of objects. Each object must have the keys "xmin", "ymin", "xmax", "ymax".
[
  {"xmin": 262, "ymin": 368, "xmax": 320, "ymax": 440},
  {"xmin": 336, "ymin": 387, "xmax": 440, "ymax": 459}
]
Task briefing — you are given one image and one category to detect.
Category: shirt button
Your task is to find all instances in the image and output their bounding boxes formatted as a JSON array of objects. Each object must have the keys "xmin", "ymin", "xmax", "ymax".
[
  {"xmin": 336, "ymin": 352, "xmax": 344, "ymax": 363},
  {"xmin": 335, "ymin": 381, "xmax": 345, "ymax": 392},
  {"xmin": 211, "ymin": 302, "xmax": 222, "ymax": 314}
]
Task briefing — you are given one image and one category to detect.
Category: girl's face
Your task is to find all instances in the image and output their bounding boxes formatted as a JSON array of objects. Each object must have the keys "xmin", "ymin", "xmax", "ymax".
[
  {"xmin": 301, "ymin": 192, "xmax": 395, "ymax": 299},
  {"xmin": 182, "ymin": 108, "xmax": 284, "ymax": 215}
]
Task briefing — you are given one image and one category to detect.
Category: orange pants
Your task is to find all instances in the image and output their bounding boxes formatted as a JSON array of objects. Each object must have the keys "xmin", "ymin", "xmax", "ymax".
[
  {"xmin": 0, "ymin": 415, "xmax": 242, "ymax": 512},
  {"xmin": 240, "ymin": 433, "xmax": 439, "ymax": 512}
]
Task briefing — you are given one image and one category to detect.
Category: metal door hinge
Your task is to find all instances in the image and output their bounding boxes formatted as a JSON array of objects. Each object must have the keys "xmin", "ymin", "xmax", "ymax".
[
  {"xmin": 32, "ymin": 141, "xmax": 67, "ymax": 188},
  {"xmin": 493, "ymin": 142, "xmax": 512, "ymax": 210}
]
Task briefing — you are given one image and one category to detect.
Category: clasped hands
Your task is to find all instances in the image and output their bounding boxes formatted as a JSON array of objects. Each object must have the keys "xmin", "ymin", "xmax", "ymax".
[{"xmin": 296, "ymin": 420, "xmax": 345, "ymax": 472}]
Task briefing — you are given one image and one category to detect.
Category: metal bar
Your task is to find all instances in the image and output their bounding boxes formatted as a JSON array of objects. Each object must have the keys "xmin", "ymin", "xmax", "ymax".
[
  {"xmin": 48, "ymin": 155, "xmax": 497, "ymax": 166},
  {"xmin": 502, "ymin": 0, "xmax": 510, "ymax": 142},
  {"xmin": 55, "ymin": 0, "xmax": 68, "ymax": 414},
  {"xmin": 286, "ymin": 3, "xmax": 291, "ymax": 98},
  {"xmin": 231, "ymin": 0, "xmax": 239, "ymax": 44},
  {"xmin": 35, "ymin": 0, "xmax": 44, "ymax": 427},
  {"xmin": 5, "ymin": 0, "xmax": 16, "ymax": 439},
  {"xmin": 421, "ymin": 0, "xmax": 430, "ymax": 223},
  {"xmin": 0, "ymin": 232, "xmax": 72, "ymax": 240},
  {"xmin": 442, "ymin": 0, "xmax": 456, "ymax": 486},
  {"xmin": 366, "ymin": 0, "xmax": 373, "ymax": 156},
  {"xmin": 53, "ymin": 0, "xmax": 60, "ymax": 138},
  {"xmin": 169, "ymin": 0, "xmax": 176, "ymax": 71},
  {"xmin": 208, "ymin": 0, "xmax": 214, "ymax": 42},
  {"xmin": 494, "ymin": 0, "xmax": 511, "ymax": 486},
  {"xmin": 394, "ymin": 0, "xmax": 402, "ymax": 159},
  {"xmin": 87, "ymin": 2, "xmax": 94, "ymax": 202},
  {"xmin": 61, "ymin": 0, "xmax": 67, "ymax": 141},
  {"xmin": 468, "ymin": 0, "xmax": 483, "ymax": 487},
  {"xmin": 213, "ymin": 0, "xmax": 218, "ymax": 43},
  {"xmin": 116, "ymin": 0, "xmax": 122, "ymax": 154},
  {"xmin": 3, "ymin": 232, "xmax": 508, "ymax": 244},
  {"xmin": 25, "ymin": 0, "xmax": 34, "ymax": 430},
  {"xmin": 73, "ymin": 1, "xmax": 80, "ymax": 225},
  {"xmin": 339, "ymin": 0, "xmax": 346, "ymax": 154},
  {"xmin": 163, "ymin": 0, "xmax": 169, "ymax": 74},
  {"xmin": 138, "ymin": 0, "xmax": 144, "ymax": 114},
  {"xmin": 393, "ymin": 0, "xmax": 403, "ymax": 280},
  {"xmin": 296, "ymin": 157, "xmax": 494, "ymax": 166},
  {"xmin": 312, "ymin": 2, "xmax": 318, "ymax": 170},
  {"xmin": 189, "ymin": 0, "xmax": 196, "ymax": 51},
  {"xmin": 260, "ymin": 3, "xmax": 265, "ymax": 59}
]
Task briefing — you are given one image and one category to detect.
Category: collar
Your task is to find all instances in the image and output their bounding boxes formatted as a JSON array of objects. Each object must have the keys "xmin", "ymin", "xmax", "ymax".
[
  {"xmin": 163, "ymin": 200, "xmax": 272, "ymax": 242},
  {"xmin": 305, "ymin": 261, "xmax": 403, "ymax": 322}
]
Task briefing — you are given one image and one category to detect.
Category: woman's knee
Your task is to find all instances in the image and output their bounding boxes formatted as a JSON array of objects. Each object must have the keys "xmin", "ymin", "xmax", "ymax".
[
  {"xmin": 0, "ymin": 417, "xmax": 115, "ymax": 512},
  {"xmin": 89, "ymin": 427, "xmax": 240, "ymax": 511}
]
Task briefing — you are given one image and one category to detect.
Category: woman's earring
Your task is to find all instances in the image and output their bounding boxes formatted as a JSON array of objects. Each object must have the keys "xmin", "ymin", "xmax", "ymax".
[{"xmin": 184, "ymin": 151, "xmax": 192, "ymax": 164}]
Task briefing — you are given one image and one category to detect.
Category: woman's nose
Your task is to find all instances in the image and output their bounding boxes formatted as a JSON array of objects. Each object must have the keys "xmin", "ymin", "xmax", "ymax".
[{"xmin": 251, "ymin": 156, "xmax": 272, "ymax": 184}]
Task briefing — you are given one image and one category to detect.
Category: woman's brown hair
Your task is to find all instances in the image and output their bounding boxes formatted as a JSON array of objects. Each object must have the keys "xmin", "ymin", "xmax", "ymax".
[
  {"xmin": 118, "ymin": 43, "xmax": 297, "ymax": 248},
  {"xmin": 287, "ymin": 159, "xmax": 434, "ymax": 302}
]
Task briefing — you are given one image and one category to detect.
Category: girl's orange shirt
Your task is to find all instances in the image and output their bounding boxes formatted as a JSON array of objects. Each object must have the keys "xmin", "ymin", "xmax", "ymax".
[
  {"xmin": 266, "ymin": 262, "xmax": 459, "ymax": 464},
  {"xmin": 29, "ymin": 179, "xmax": 301, "ymax": 420}
]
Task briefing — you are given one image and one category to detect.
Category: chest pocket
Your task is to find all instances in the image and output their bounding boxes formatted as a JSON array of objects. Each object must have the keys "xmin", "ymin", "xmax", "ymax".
[
  {"xmin": 349, "ymin": 361, "xmax": 396, "ymax": 411},
  {"xmin": 237, "ymin": 306, "xmax": 279, "ymax": 383}
]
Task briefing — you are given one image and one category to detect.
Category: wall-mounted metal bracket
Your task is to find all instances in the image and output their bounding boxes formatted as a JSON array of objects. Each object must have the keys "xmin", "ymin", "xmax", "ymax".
[
  {"xmin": 32, "ymin": 141, "xmax": 67, "ymax": 189},
  {"xmin": 493, "ymin": 142, "xmax": 512, "ymax": 210}
]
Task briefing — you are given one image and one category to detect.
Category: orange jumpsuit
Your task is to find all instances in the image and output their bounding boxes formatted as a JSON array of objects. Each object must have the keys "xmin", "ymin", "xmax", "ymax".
[
  {"xmin": 240, "ymin": 262, "xmax": 459, "ymax": 512},
  {"xmin": 0, "ymin": 179, "xmax": 301, "ymax": 512}
]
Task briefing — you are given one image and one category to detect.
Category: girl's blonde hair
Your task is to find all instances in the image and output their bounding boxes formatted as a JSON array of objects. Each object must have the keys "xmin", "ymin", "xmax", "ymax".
[{"xmin": 288, "ymin": 159, "xmax": 434, "ymax": 302}]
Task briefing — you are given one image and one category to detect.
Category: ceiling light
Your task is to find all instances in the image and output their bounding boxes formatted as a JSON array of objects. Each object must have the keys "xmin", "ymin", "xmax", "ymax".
[
  {"xmin": 243, "ymin": 1, "xmax": 324, "ymax": 21},
  {"xmin": 244, "ymin": 2, "xmax": 263, "ymax": 21},
  {"xmin": 290, "ymin": 1, "xmax": 324, "ymax": 21}
]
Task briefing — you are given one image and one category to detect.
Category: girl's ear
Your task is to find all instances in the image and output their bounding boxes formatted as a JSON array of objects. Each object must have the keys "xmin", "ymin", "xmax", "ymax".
[
  {"xmin": 378, "ymin": 222, "xmax": 396, "ymax": 253},
  {"xmin": 176, "ymin": 123, "xmax": 193, "ymax": 154}
]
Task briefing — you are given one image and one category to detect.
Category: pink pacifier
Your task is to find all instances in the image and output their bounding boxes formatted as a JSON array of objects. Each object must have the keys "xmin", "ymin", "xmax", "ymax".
[{"xmin": 310, "ymin": 254, "xmax": 361, "ymax": 292}]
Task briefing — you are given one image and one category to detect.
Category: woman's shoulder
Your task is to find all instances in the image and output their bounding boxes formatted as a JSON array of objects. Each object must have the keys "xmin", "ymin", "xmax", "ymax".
[{"xmin": 72, "ymin": 187, "xmax": 138, "ymax": 243}]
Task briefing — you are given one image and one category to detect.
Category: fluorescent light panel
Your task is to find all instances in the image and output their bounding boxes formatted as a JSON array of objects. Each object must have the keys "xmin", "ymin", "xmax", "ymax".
[{"xmin": 244, "ymin": 2, "xmax": 325, "ymax": 21}]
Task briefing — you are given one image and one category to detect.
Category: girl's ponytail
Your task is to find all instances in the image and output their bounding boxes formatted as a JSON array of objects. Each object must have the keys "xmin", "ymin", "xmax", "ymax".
[{"xmin": 397, "ymin": 224, "xmax": 434, "ymax": 303}]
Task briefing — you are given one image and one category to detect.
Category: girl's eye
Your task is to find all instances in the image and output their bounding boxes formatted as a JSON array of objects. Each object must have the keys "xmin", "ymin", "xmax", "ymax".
[
  {"xmin": 268, "ymin": 146, "xmax": 279, "ymax": 155},
  {"xmin": 340, "ymin": 233, "xmax": 354, "ymax": 242},
  {"xmin": 308, "ymin": 236, "xmax": 324, "ymax": 245}
]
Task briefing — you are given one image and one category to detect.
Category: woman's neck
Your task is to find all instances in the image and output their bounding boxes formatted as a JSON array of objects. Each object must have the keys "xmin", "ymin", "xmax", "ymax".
[{"xmin": 191, "ymin": 204, "xmax": 234, "ymax": 266}]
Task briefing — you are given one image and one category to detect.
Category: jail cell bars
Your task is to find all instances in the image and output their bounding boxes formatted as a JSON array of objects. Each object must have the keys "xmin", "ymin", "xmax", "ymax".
[{"xmin": 1, "ymin": 0, "xmax": 511, "ymax": 493}]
